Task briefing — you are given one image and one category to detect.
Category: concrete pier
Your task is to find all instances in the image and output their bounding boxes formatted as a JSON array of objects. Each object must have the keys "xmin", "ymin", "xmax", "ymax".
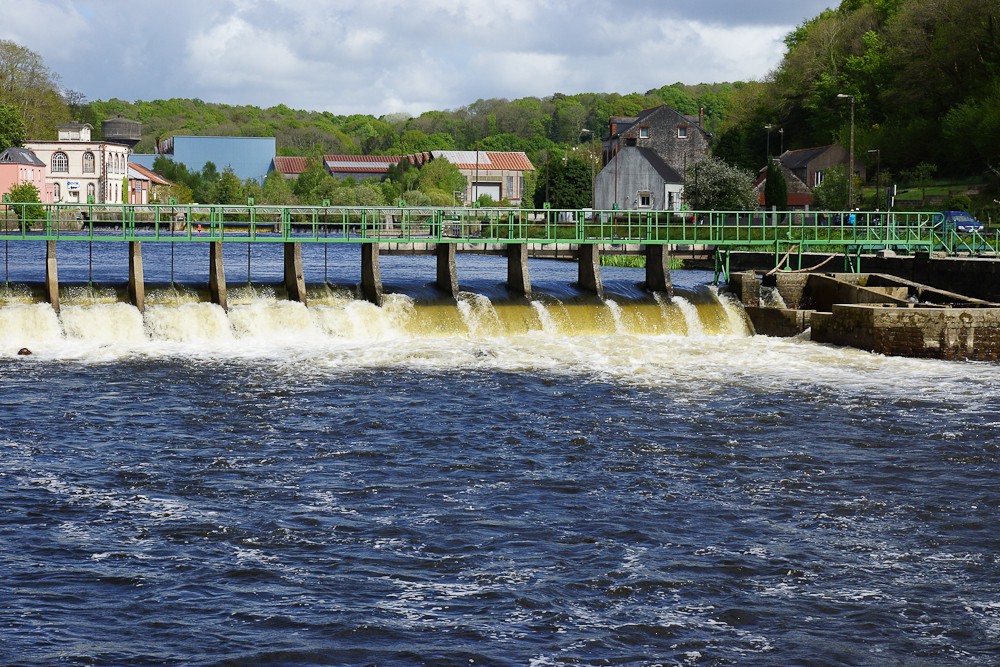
[
  {"xmin": 128, "ymin": 241, "xmax": 144, "ymax": 313},
  {"xmin": 361, "ymin": 242, "xmax": 382, "ymax": 306},
  {"xmin": 507, "ymin": 243, "xmax": 531, "ymax": 295},
  {"xmin": 577, "ymin": 244, "xmax": 603, "ymax": 298},
  {"xmin": 644, "ymin": 245, "xmax": 673, "ymax": 296},
  {"xmin": 435, "ymin": 243, "xmax": 459, "ymax": 296},
  {"xmin": 45, "ymin": 240, "xmax": 59, "ymax": 313},
  {"xmin": 283, "ymin": 242, "xmax": 307, "ymax": 305},
  {"xmin": 209, "ymin": 241, "xmax": 227, "ymax": 311}
]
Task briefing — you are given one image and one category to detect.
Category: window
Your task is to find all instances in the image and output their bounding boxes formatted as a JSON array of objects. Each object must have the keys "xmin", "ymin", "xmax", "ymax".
[
  {"xmin": 814, "ymin": 170, "xmax": 824, "ymax": 186},
  {"xmin": 53, "ymin": 183, "xmax": 61, "ymax": 200},
  {"xmin": 83, "ymin": 152, "xmax": 95, "ymax": 173},
  {"xmin": 639, "ymin": 127, "xmax": 649, "ymax": 139},
  {"xmin": 677, "ymin": 127, "xmax": 689, "ymax": 139},
  {"xmin": 507, "ymin": 175, "xmax": 513, "ymax": 195},
  {"xmin": 87, "ymin": 183, "xmax": 95, "ymax": 199},
  {"xmin": 625, "ymin": 137, "xmax": 637, "ymax": 146},
  {"xmin": 114, "ymin": 155, "xmax": 120, "ymax": 173},
  {"xmin": 519, "ymin": 176, "xmax": 525, "ymax": 194},
  {"xmin": 52, "ymin": 151, "xmax": 69, "ymax": 172},
  {"xmin": 639, "ymin": 192, "xmax": 651, "ymax": 208}
]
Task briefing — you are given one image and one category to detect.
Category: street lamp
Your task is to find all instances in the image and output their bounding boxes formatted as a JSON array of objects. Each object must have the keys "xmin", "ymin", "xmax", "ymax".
[
  {"xmin": 867, "ymin": 148, "xmax": 881, "ymax": 210},
  {"xmin": 779, "ymin": 128, "xmax": 784, "ymax": 156},
  {"xmin": 837, "ymin": 94, "xmax": 856, "ymax": 209},
  {"xmin": 764, "ymin": 124, "xmax": 774, "ymax": 162}
]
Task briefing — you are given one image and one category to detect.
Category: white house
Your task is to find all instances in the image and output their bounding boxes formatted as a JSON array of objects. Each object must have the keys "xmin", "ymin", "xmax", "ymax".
[{"xmin": 25, "ymin": 123, "xmax": 132, "ymax": 204}]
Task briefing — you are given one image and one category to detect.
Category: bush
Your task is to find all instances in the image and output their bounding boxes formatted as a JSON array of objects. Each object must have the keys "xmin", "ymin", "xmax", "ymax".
[{"xmin": 943, "ymin": 194, "xmax": 972, "ymax": 212}]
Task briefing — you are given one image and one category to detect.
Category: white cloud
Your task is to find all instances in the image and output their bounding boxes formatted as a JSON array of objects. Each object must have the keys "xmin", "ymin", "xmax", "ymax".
[{"xmin": 1, "ymin": 0, "xmax": 832, "ymax": 114}]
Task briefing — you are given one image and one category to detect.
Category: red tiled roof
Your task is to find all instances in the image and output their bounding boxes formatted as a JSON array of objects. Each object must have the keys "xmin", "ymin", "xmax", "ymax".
[
  {"xmin": 128, "ymin": 161, "xmax": 174, "ymax": 186},
  {"xmin": 324, "ymin": 155, "xmax": 401, "ymax": 173},
  {"xmin": 272, "ymin": 156, "xmax": 311, "ymax": 174},
  {"xmin": 430, "ymin": 151, "xmax": 534, "ymax": 171}
]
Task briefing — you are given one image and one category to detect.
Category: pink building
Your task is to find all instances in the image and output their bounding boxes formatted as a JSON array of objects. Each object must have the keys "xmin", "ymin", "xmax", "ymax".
[{"xmin": 0, "ymin": 147, "xmax": 52, "ymax": 203}]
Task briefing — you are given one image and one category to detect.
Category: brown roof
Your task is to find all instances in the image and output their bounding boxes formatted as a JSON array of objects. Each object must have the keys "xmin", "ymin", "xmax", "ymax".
[
  {"xmin": 324, "ymin": 154, "xmax": 401, "ymax": 173},
  {"xmin": 128, "ymin": 161, "xmax": 174, "ymax": 186},
  {"xmin": 272, "ymin": 156, "xmax": 311, "ymax": 174},
  {"xmin": 431, "ymin": 151, "xmax": 534, "ymax": 171}
]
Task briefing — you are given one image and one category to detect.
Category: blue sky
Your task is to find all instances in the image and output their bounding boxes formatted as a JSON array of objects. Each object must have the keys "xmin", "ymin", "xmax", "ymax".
[{"xmin": 3, "ymin": 0, "xmax": 836, "ymax": 115}]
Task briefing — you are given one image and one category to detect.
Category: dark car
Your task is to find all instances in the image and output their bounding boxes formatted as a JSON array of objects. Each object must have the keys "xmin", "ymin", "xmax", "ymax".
[{"xmin": 934, "ymin": 211, "xmax": 984, "ymax": 234}]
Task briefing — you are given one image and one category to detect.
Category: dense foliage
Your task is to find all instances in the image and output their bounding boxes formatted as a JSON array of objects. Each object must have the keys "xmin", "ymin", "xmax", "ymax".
[
  {"xmin": 0, "ymin": 40, "xmax": 73, "ymax": 140},
  {"xmin": 716, "ymin": 0, "xmax": 1000, "ymax": 182}
]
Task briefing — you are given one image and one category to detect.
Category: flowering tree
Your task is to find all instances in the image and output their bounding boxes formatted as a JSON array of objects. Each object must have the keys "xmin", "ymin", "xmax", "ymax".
[{"xmin": 684, "ymin": 156, "xmax": 758, "ymax": 211}]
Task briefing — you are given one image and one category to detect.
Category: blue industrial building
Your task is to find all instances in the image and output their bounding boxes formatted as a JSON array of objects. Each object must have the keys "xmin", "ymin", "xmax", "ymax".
[{"xmin": 131, "ymin": 136, "xmax": 276, "ymax": 182}]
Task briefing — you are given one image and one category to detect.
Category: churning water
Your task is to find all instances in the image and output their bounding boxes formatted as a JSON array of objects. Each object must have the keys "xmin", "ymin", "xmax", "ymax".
[{"xmin": 1, "ymin": 240, "xmax": 998, "ymax": 666}]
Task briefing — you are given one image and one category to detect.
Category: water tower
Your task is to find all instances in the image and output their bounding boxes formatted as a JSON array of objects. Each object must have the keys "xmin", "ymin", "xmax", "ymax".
[{"xmin": 101, "ymin": 116, "xmax": 142, "ymax": 148}]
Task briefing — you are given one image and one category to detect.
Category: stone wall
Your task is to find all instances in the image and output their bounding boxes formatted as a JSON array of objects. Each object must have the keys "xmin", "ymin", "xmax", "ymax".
[{"xmin": 811, "ymin": 304, "xmax": 1000, "ymax": 361}]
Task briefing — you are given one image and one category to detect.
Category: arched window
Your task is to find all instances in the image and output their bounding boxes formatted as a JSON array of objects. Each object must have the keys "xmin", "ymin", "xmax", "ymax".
[
  {"xmin": 52, "ymin": 151, "xmax": 69, "ymax": 172},
  {"xmin": 53, "ymin": 183, "xmax": 61, "ymax": 200},
  {"xmin": 83, "ymin": 152, "xmax": 95, "ymax": 173},
  {"xmin": 114, "ymin": 155, "xmax": 119, "ymax": 172},
  {"xmin": 87, "ymin": 183, "xmax": 95, "ymax": 199}
]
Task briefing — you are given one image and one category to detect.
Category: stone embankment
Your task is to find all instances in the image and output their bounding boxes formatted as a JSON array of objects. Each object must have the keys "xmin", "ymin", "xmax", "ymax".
[{"xmin": 728, "ymin": 268, "xmax": 1000, "ymax": 361}]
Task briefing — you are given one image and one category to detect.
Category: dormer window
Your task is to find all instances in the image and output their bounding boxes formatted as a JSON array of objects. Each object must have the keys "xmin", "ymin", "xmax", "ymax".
[
  {"xmin": 639, "ymin": 127, "xmax": 649, "ymax": 139},
  {"xmin": 677, "ymin": 127, "xmax": 689, "ymax": 139}
]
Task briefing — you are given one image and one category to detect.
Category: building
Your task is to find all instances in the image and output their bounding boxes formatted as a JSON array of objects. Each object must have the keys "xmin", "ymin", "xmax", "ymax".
[
  {"xmin": 321, "ymin": 155, "xmax": 400, "ymax": 182},
  {"xmin": 0, "ymin": 147, "xmax": 52, "ymax": 203},
  {"xmin": 593, "ymin": 146, "xmax": 684, "ymax": 211},
  {"xmin": 773, "ymin": 144, "xmax": 864, "ymax": 189},
  {"xmin": 128, "ymin": 162, "xmax": 176, "ymax": 204},
  {"xmin": 754, "ymin": 145, "xmax": 865, "ymax": 209},
  {"xmin": 25, "ymin": 123, "xmax": 131, "ymax": 204},
  {"xmin": 597, "ymin": 105, "xmax": 711, "ymax": 210},
  {"xmin": 426, "ymin": 150, "xmax": 534, "ymax": 205},
  {"xmin": 131, "ymin": 135, "xmax": 276, "ymax": 182},
  {"xmin": 269, "ymin": 156, "xmax": 313, "ymax": 180}
]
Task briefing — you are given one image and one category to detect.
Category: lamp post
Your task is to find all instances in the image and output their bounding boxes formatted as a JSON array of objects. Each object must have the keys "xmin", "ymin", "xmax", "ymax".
[
  {"xmin": 779, "ymin": 128, "xmax": 784, "ymax": 156},
  {"xmin": 764, "ymin": 124, "xmax": 774, "ymax": 162},
  {"xmin": 868, "ymin": 148, "xmax": 881, "ymax": 210},
  {"xmin": 837, "ymin": 94, "xmax": 856, "ymax": 209}
]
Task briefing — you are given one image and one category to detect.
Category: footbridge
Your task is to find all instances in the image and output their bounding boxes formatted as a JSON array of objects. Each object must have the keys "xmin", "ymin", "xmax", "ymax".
[{"xmin": 1, "ymin": 200, "xmax": 995, "ymax": 312}]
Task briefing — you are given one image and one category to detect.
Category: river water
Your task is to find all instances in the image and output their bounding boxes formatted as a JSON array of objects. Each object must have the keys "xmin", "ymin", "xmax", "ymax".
[{"xmin": 0, "ymin": 239, "xmax": 998, "ymax": 666}]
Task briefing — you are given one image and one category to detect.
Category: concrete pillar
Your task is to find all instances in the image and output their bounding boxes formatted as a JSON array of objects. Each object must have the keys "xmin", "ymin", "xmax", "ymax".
[
  {"xmin": 577, "ymin": 243, "xmax": 603, "ymax": 298},
  {"xmin": 435, "ymin": 242, "xmax": 459, "ymax": 296},
  {"xmin": 361, "ymin": 242, "xmax": 383, "ymax": 306},
  {"xmin": 209, "ymin": 241, "xmax": 227, "ymax": 311},
  {"xmin": 728, "ymin": 271, "xmax": 761, "ymax": 307},
  {"xmin": 283, "ymin": 241, "xmax": 307, "ymax": 305},
  {"xmin": 128, "ymin": 240, "xmax": 145, "ymax": 313},
  {"xmin": 507, "ymin": 243, "xmax": 531, "ymax": 296},
  {"xmin": 45, "ymin": 240, "xmax": 59, "ymax": 313},
  {"xmin": 644, "ymin": 244, "xmax": 673, "ymax": 296}
]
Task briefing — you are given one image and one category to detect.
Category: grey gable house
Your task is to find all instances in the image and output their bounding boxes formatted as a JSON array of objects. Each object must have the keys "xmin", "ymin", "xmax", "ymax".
[
  {"xmin": 594, "ymin": 105, "xmax": 710, "ymax": 211},
  {"xmin": 594, "ymin": 147, "xmax": 684, "ymax": 212}
]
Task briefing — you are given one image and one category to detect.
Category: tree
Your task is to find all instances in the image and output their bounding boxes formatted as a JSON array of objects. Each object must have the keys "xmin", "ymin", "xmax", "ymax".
[
  {"xmin": 416, "ymin": 157, "xmax": 467, "ymax": 196},
  {"xmin": 764, "ymin": 159, "xmax": 788, "ymax": 209},
  {"xmin": 0, "ymin": 40, "xmax": 72, "ymax": 138},
  {"xmin": 902, "ymin": 161, "xmax": 937, "ymax": 204},
  {"xmin": 0, "ymin": 104, "xmax": 25, "ymax": 151},
  {"xmin": 684, "ymin": 156, "xmax": 758, "ymax": 210},
  {"xmin": 812, "ymin": 164, "xmax": 850, "ymax": 210},
  {"xmin": 216, "ymin": 165, "xmax": 244, "ymax": 205},
  {"xmin": 5, "ymin": 180, "xmax": 44, "ymax": 222}
]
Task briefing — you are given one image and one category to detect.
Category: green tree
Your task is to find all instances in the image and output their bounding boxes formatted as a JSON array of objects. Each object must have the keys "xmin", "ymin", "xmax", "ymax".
[
  {"xmin": 416, "ymin": 157, "xmax": 467, "ymax": 196},
  {"xmin": 216, "ymin": 165, "xmax": 244, "ymax": 204},
  {"xmin": 262, "ymin": 169, "xmax": 298, "ymax": 205},
  {"xmin": 764, "ymin": 159, "xmax": 788, "ymax": 209},
  {"xmin": 0, "ymin": 104, "xmax": 25, "ymax": 151},
  {"xmin": 812, "ymin": 164, "xmax": 851, "ymax": 210},
  {"xmin": 0, "ymin": 40, "xmax": 72, "ymax": 139},
  {"xmin": 902, "ymin": 161, "xmax": 937, "ymax": 204},
  {"xmin": 5, "ymin": 180, "xmax": 44, "ymax": 222},
  {"xmin": 684, "ymin": 156, "xmax": 758, "ymax": 211}
]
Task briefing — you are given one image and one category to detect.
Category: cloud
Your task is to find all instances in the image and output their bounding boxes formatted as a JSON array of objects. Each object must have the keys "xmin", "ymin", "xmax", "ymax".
[{"xmin": 2, "ymin": 0, "xmax": 833, "ymax": 114}]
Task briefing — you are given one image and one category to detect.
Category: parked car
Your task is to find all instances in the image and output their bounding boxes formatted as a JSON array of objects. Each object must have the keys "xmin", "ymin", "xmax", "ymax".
[{"xmin": 933, "ymin": 211, "xmax": 984, "ymax": 234}]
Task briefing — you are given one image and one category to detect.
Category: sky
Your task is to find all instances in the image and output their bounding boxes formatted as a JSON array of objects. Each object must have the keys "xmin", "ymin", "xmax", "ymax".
[{"xmin": 3, "ymin": 0, "xmax": 836, "ymax": 117}]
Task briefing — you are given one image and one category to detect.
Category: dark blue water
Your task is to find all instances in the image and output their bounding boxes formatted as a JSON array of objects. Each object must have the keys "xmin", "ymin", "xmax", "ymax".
[{"xmin": 1, "ymin": 241, "xmax": 999, "ymax": 666}]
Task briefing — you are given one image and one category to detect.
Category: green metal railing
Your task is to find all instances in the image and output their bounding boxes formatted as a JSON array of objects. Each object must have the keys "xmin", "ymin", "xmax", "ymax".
[{"xmin": 2, "ymin": 201, "xmax": 995, "ymax": 270}]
